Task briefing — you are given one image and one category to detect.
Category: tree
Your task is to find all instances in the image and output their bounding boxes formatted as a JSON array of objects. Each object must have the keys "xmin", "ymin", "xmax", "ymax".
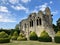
[
  {"xmin": 57, "ymin": 18, "xmax": 60, "ymax": 30},
  {"xmin": 0, "ymin": 31, "xmax": 10, "ymax": 43},
  {"xmin": 15, "ymin": 24, "xmax": 20, "ymax": 35},
  {"xmin": 11, "ymin": 31, "xmax": 18, "ymax": 40},
  {"xmin": 53, "ymin": 24, "xmax": 58, "ymax": 33},
  {"xmin": 53, "ymin": 18, "xmax": 60, "ymax": 33},
  {"xmin": 15, "ymin": 24, "xmax": 19, "ymax": 30},
  {"xmin": 0, "ymin": 29, "xmax": 11, "ymax": 35},
  {"xmin": 54, "ymin": 31, "xmax": 60, "ymax": 43}
]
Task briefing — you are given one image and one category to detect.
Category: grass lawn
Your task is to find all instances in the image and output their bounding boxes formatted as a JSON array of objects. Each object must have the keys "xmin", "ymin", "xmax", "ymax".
[{"xmin": 0, "ymin": 41, "xmax": 60, "ymax": 45}]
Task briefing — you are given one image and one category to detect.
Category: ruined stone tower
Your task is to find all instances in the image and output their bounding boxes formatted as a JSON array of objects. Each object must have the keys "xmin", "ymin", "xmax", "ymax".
[{"xmin": 19, "ymin": 7, "xmax": 55, "ymax": 39}]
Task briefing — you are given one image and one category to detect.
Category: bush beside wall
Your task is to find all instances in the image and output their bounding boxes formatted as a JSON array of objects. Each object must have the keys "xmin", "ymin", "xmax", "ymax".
[
  {"xmin": 54, "ymin": 31, "xmax": 60, "ymax": 43},
  {"xmin": 29, "ymin": 32, "xmax": 38, "ymax": 40},
  {"xmin": 0, "ymin": 31, "xmax": 10, "ymax": 43},
  {"xmin": 17, "ymin": 33, "xmax": 27, "ymax": 41},
  {"xmin": 38, "ymin": 31, "xmax": 52, "ymax": 42},
  {"xmin": 0, "ymin": 38, "xmax": 10, "ymax": 43},
  {"xmin": 11, "ymin": 31, "xmax": 18, "ymax": 40}
]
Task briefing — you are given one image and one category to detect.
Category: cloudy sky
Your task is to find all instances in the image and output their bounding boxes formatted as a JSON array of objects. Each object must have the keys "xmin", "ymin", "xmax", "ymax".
[{"xmin": 0, "ymin": 0, "xmax": 60, "ymax": 29}]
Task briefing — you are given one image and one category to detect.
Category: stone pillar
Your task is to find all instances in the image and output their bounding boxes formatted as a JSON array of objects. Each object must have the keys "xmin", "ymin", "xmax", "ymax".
[{"xmin": 27, "ymin": 22, "xmax": 30, "ymax": 40}]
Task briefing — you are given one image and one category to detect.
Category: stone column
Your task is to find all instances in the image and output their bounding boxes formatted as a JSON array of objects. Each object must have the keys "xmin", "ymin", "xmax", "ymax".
[{"xmin": 27, "ymin": 22, "xmax": 30, "ymax": 40}]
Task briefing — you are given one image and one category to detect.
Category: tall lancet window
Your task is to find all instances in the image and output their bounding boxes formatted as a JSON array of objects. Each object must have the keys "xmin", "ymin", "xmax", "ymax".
[
  {"xmin": 31, "ymin": 20, "xmax": 33, "ymax": 27},
  {"xmin": 37, "ymin": 19, "xmax": 39, "ymax": 26},
  {"xmin": 25, "ymin": 23, "xmax": 26, "ymax": 28},
  {"xmin": 39, "ymin": 18, "xmax": 41, "ymax": 25},
  {"xmin": 30, "ymin": 20, "xmax": 33, "ymax": 27},
  {"xmin": 30, "ymin": 21, "xmax": 31, "ymax": 27},
  {"xmin": 37, "ymin": 18, "xmax": 42, "ymax": 26}
]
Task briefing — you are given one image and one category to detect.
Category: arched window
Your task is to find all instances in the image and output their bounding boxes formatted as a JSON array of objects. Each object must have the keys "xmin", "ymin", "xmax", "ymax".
[
  {"xmin": 30, "ymin": 20, "xmax": 33, "ymax": 27},
  {"xmin": 31, "ymin": 20, "xmax": 33, "ymax": 27},
  {"xmin": 25, "ymin": 23, "xmax": 26, "ymax": 28},
  {"xmin": 30, "ymin": 21, "xmax": 31, "ymax": 27},
  {"xmin": 39, "ymin": 18, "xmax": 41, "ymax": 25},
  {"xmin": 36, "ymin": 18, "xmax": 42, "ymax": 26}
]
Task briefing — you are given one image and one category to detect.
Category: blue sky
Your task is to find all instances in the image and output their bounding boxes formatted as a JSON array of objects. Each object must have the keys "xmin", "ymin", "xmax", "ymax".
[{"xmin": 0, "ymin": 0, "xmax": 60, "ymax": 29}]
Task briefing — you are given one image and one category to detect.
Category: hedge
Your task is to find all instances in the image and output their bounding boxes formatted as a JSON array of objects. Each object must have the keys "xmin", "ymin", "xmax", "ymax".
[
  {"xmin": 11, "ymin": 36, "xmax": 17, "ymax": 40},
  {"xmin": 54, "ymin": 31, "xmax": 60, "ymax": 43},
  {"xmin": 0, "ymin": 31, "xmax": 10, "ymax": 43},
  {"xmin": 11, "ymin": 31, "xmax": 18, "ymax": 40},
  {"xmin": 0, "ymin": 38, "xmax": 10, "ymax": 43},
  {"xmin": 38, "ymin": 37, "xmax": 52, "ymax": 42},
  {"xmin": 17, "ymin": 36, "xmax": 27, "ymax": 41},
  {"xmin": 29, "ymin": 32, "xmax": 38, "ymax": 40},
  {"xmin": 38, "ymin": 31, "xmax": 52, "ymax": 42},
  {"xmin": 17, "ymin": 33, "xmax": 27, "ymax": 41}
]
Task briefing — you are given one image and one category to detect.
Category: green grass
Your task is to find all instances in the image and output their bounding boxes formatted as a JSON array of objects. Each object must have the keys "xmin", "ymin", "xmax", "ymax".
[{"xmin": 0, "ymin": 41, "xmax": 60, "ymax": 45}]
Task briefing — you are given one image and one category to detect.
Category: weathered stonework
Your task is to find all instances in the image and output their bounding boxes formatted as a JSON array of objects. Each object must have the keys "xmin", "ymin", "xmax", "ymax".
[{"xmin": 19, "ymin": 7, "xmax": 55, "ymax": 39}]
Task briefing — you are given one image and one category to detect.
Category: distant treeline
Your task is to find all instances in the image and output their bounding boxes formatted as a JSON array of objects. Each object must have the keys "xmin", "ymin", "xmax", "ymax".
[{"xmin": 0, "ymin": 29, "xmax": 20, "ymax": 35}]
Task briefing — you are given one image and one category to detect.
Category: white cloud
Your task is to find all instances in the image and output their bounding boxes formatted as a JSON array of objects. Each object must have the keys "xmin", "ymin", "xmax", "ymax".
[
  {"xmin": 21, "ymin": 0, "xmax": 31, "ymax": 3},
  {"xmin": 36, "ymin": 3, "xmax": 48, "ymax": 11},
  {"xmin": 32, "ymin": 9, "xmax": 38, "ymax": 13},
  {"xmin": 0, "ymin": 0, "xmax": 8, "ymax": 4},
  {"xmin": 50, "ymin": 1, "xmax": 53, "ymax": 4},
  {"xmin": 0, "ymin": 5, "xmax": 16, "ymax": 22},
  {"xmin": 27, "ymin": 3, "xmax": 48, "ymax": 14},
  {"xmin": 25, "ymin": 3, "xmax": 48, "ymax": 14},
  {"xmin": 0, "ymin": 6, "xmax": 8, "ymax": 12},
  {"xmin": 11, "ymin": 5, "xmax": 26, "ymax": 10},
  {"xmin": 0, "ymin": 15, "xmax": 3, "ymax": 19},
  {"xmin": 52, "ymin": 10, "xmax": 58, "ymax": 15},
  {"xmin": 9, "ymin": 0, "xmax": 19, "ymax": 4},
  {"xmin": 0, "ymin": 18, "xmax": 16, "ymax": 22},
  {"xmin": 11, "ymin": 4, "xmax": 29, "ymax": 13},
  {"xmin": 39, "ymin": 3, "xmax": 48, "ymax": 11},
  {"xmin": 0, "ymin": 13, "xmax": 16, "ymax": 22}
]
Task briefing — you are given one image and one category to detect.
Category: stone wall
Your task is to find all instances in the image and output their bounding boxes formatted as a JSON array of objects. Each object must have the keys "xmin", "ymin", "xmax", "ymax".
[{"xmin": 19, "ymin": 7, "xmax": 55, "ymax": 38}]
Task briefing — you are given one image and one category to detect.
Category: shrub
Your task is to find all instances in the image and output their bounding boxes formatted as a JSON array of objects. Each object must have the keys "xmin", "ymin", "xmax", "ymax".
[
  {"xmin": 19, "ymin": 33, "xmax": 25, "ymax": 37},
  {"xmin": 9, "ymin": 35, "xmax": 11, "ymax": 39},
  {"xmin": 38, "ymin": 31, "xmax": 52, "ymax": 42},
  {"xmin": 0, "ymin": 38, "xmax": 10, "ymax": 43},
  {"xmin": 54, "ymin": 31, "xmax": 60, "ymax": 43},
  {"xmin": 17, "ymin": 36, "xmax": 27, "ymax": 41},
  {"xmin": 13, "ymin": 31, "xmax": 18, "ymax": 36},
  {"xmin": 11, "ymin": 36, "xmax": 17, "ymax": 40},
  {"xmin": 11, "ymin": 31, "xmax": 18, "ymax": 40},
  {"xmin": 38, "ymin": 36, "xmax": 52, "ymax": 42},
  {"xmin": 17, "ymin": 33, "xmax": 27, "ymax": 41},
  {"xmin": 40, "ymin": 31, "xmax": 49, "ymax": 37},
  {"xmin": 29, "ymin": 32, "xmax": 38, "ymax": 40},
  {"xmin": 0, "ymin": 31, "xmax": 8, "ymax": 38},
  {"xmin": 0, "ymin": 31, "xmax": 10, "ymax": 43}
]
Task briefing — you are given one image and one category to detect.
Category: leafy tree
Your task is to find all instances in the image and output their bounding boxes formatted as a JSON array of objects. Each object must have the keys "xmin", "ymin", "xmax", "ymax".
[
  {"xmin": 53, "ymin": 24, "xmax": 58, "ymax": 33},
  {"xmin": 10, "ymin": 29, "xmax": 15, "ymax": 36},
  {"xmin": 0, "ymin": 31, "xmax": 10, "ymax": 43},
  {"xmin": 15, "ymin": 24, "xmax": 19, "ymax": 30},
  {"xmin": 0, "ymin": 29, "xmax": 11, "ymax": 35},
  {"xmin": 54, "ymin": 31, "xmax": 60, "ymax": 43},
  {"xmin": 0, "ymin": 31, "xmax": 8, "ymax": 38},
  {"xmin": 13, "ymin": 31, "xmax": 18, "ymax": 36},
  {"xmin": 55, "ymin": 31, "xmax": 60, "ymax": 36},
  {"xmin": 57, "ymin": 18, "xmax": 60, "ymax": 30},
  {"xmin": 11, "ymin": 31, "xmax": 18, "ymax": 40}
]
